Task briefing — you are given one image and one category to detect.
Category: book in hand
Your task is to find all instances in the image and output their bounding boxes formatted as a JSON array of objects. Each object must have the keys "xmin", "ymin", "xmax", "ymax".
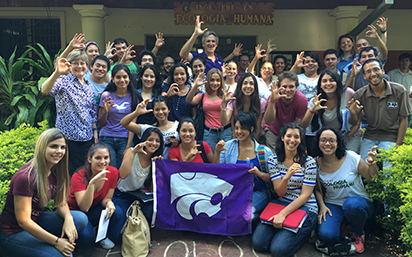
[{"xmin": 259, "ymin": 202, "xmax": 307, "ymax": 233}]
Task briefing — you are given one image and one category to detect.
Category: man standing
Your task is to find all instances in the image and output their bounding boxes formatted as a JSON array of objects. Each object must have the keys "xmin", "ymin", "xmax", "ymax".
[
  {"xmin": 323, "ymin": 49, "xmax": 339, "ymax": 72},
  {"xmin": 263, "ymin": 71, "xmax": 307, "ymax": 152},
  {"xmin": 236, "ymin": 53, "xmax": 250, "ymax": 81},
  {"xmin": 108, "ymin": 38, "xmax": 139, "ymax": 74},
  {"xmin": 161, "ymin": 56, "xmax": 175, "ymax": 80},
  {"xmin": 387, "ymin": 53, "xmax": 412, "ymax": 126},
  {"xmin": 84, "ymin": 55, "xmax": 110, "ymax": 105},
  {"xmin": 348, "ymin": 59, "xmax": 411, "ymax": 164},
  {"xmin": 179, "ymin": 15, "xmax": 242, "ymax": 73}
]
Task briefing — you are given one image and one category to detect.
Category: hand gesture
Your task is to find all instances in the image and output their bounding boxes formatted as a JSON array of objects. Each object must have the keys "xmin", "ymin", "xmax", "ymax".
[
  {"xmin": 310, "ymin": 94, "xmax": 327, "ymax": 112},
  {"xmin": 267, "ymin": 39, "xmax": 277, "ymax": 54},
  {"xmin": 132, "ymin": 141, "xmax": 148, "ymax": 155},
  {"xmin": 169, "ymin": 136, "xmax": 179, "ymax": 147},
  {"xmin": 365, "ymin": 24, "xmax": 378, "ymax": 39},
  {"xmin": 105, "ymin": 41, "xmax": 116, "ymax": 59},
  {"xmin": 61, "ymin": 217, "xmax": 77, "ymax": 244},
  {"xmin": 152, "ymin": 156, "xmax": 164, "ymax": 161},
  {"xmin": 221, "ymin": 86, "xmax": 236, "ymax": 106},
  {"xmin": 194, "ymin": 15, "xmax": 208, "ymax": 36},
  {"xmin": 285, "ymin": 163, "xmax": 301, "ymax": 180},
  {"xmin": 346, "ymin": 98, "xmax": 363, "ymax": 115},
  {"xmin": 134, "ymin": 98, "xmax": 153, "ymax": 116},
  {"xmin": 248, "ymin": 166, "xmax": 260, "ymax": 175},
  {"xmin": 119, "ymin": 45, "xmax": 136, "ymax": 64},
  {"xmin": 215, "ymin": 140, "xmax": 228, "ymax": 152},
  {"xmin": 269, "ymin": 81, "xmax": 285, "ymax": 103},
  {"xmin": 318, "ymin": 205, "xmax": 332, "ymax": 224},
  {"xmin": 55, "ymin": 238, "xmax": 75, "ymax": 257},
  {"xmin": 166, "ymin": 83, "xmax": 180, "ymax": 97},
  {"xmin": 366, "ymin": 145, "xmax": 378, "ymax": 165},
  {"xmin": 68, "ymin": 33, "xmax": 85, "ymax": 50},
  {"xmin": 155, "ymin": 32, "xmax": 165, "ymax": 48},
  {"xmin": 255, "ymin": 44, "xmax": 266, "ymax": 60},
  {"xmin": 55, "ymin": 57, "xmax": 71, "ymax": 75},
  {"xmin": 184, "ymin": 144, "xmax": 202, "ymax": 162},
  {"xmin": 268, "ymin": 213, "xmax": 286, "ymax": 229},
  {"xmin": 231, "ymin": 43, "xmax": 243, "ymax": 57},
  {"xmin": 293, "ymin": 51, "xmax": 306, "ymax": 69},
  {"xmin": 221, "ymin": 63, "xmax": 228, "ymax": 77},
  {"xmin": 194, "ymin": 72, "xmax": 206, "ymax": 89},
  {"xmin": 105, "ymin": 201, "xmax": 116, "ymax": 220},
  {"xmin": 376, "ymin": 17, "xmax": 388, "ymax": 32},
  {"xmin": 102, "ymin": 96, "xmax": 115, "ymax": 113},
  {"xmin": 89, "ymin": 170, "xmax": 109, "ymax": 185},
  {"xmin": 350, "ymin": 57, "xmax": 362, "ymax": 77}
]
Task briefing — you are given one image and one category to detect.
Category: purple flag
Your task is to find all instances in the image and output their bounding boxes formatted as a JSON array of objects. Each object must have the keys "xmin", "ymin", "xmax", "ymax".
[{"xmin": 153, "ymin": 159, "xmax": 253, "ymax": 236}]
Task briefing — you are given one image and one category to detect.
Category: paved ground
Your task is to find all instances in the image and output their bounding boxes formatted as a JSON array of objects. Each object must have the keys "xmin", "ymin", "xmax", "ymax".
[{"xmin": 73, "ymin": 228, "xmax": 398, "ymax": 257}]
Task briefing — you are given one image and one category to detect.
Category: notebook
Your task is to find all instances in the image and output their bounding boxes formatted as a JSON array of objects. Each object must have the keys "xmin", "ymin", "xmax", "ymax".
[{"xmin": 259, "ymin": 202, "xmax": 307, "ymax": 229}]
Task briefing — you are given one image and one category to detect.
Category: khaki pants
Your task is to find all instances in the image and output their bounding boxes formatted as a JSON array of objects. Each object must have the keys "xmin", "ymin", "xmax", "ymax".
[{"xmin": 264, "ymin": 127, "xmax": 279, "ymax": 153}]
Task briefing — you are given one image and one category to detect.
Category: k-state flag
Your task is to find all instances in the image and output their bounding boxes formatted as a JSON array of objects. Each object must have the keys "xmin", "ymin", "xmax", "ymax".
[{"xmin": 153, "ymin": 159, "xmax": 253, "ymax": 236}]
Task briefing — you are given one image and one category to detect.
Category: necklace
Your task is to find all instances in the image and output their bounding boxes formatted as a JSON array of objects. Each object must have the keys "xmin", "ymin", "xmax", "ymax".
[{"xmin": 176, "ymin": 95, "xmax": 181, "ymax": 111}]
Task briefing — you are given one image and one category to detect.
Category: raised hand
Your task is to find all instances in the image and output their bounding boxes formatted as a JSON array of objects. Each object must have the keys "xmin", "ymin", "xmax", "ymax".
[
  {"xmin": 350, "ymin": 57, "xmax": 362, "ymax": 77},
  {"xmin": 166, "ymin": 83, "xmax": 180, "ymax": 97},
  {"xmin": 284, "ymin": 163, "xmax": 302, "ymax": 180},
  {"xmin": 184, "ymin": 144, "xmax": 202, "ymax": 162},
  {"xmin": 132, "ymin": 141, "xmax": 148, "ymax": 155},
  {"xmin": 68, "ymin": 33, "xmax": 85, "ymax": 50},
  {"xmin": 215, "ymin": 140, "xmax": 228, "ymax": 152},
  {"xmin": 231, "ymin": 43, "xmax": 243, "ymax": 57},
  {"xmin": 194, "ymin": 15, "xmax": 208, "ymax": 36},
  {"xmin": 90, "ymin": 170, "xmax": 109, "ymax": 185},
  {"xmin": 255, "ymin": 44, "xmax": 266, "ymax": 60},
  {"xmin": 194, "ymin": 72, "xmax": 206, "ymax": 89},
  {"xmin": 346, "ymin": 98, "xmax": 363, "ymax": 115},
  {"xmin": 366, "ymin": 24, "xmax": 379, "ymax": 39},
  {"xmin": 267, "ymin": 39, "xmax": 277, "ymax": 54},
  {"xmin": 119, "ymin": 45, "xmax": 136, "ymax": 63},
  {"xmin": 134, "ymin": 98, "xmax": 153, "ymax": 116},
  {"xmin": 310, "ymin": 94, "xmax": 327, "ymax": 112},
  {"xmin": 269, "ymin": 81, "xmax": 286, "ymax": 103},
  {"xmin": 293, "ymin": 51, "xmax": 306, "ymax": 69},
  {"xmin": 376, "ymin": 17, "xmax": 388, "ymax": 32},
  {"xmin": 105, "ymin": 41, "xmax": 116, "ymax": 59},
  {"xmin": 102, "ymin": 96, "xmax": 115, "ymax": 113},
  {"xmin": 155, "ymin": 32, "xmax": 165, "ymax": 48},
  {"xmin": 221, "ymin": 86, "xmax": 236, "ymax": 106},
  {"xmin": 366, "ymin": 145, "xmax": 378, "ymax": 165},
  {"xmin": 55, "ymin": 57, "xmax": 71, "ymax": 75},
  {"xmin": 221, "ymin": 63, "xmax": 228, "ymax": 77},
  {"xmin": 180, "ymin": 59, "xmax": 190, "ymax": 67}
]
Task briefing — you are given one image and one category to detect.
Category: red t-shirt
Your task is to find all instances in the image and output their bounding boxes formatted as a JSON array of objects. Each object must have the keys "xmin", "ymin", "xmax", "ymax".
[
  {"xmin": 168, "ymin": 141, "xmax": 211, "ymax": 163},
  {"xmin": 68, "ymin": 166, "xmax": 118, "ymax": 210},
  {"xmin": 0, "ymin": 162, "xmax": 57, "ymax": 234}
]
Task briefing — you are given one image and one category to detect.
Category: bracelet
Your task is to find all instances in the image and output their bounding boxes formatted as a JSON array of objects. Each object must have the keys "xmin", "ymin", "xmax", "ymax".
[
  {"xmin": 380, "ymin": 29, "xmax": 387, "ymax": 33},
  {"xmin": 309, "ymin": 109, "xmax": 318, "ymax": 114},
  {"xmin": 54, "ymin": 237, "xmax": 59, "ymax": 247},
  {"xmin": 92, "ymin": 127, "xmax": 97, "ymax": 131},
  {"xmin": 221, "ymin": 106, "xmax": 227, "ymax": 111}
]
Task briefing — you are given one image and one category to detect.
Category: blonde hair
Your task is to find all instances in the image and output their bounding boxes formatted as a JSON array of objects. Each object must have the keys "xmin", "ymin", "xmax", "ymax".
[
  {"xmin": 205, "ymin": 68, "xmax": 224, "ymax": 97},
  {"xmin": 27, "ymin": 128, "xmax": 69, "ymax": 207}
]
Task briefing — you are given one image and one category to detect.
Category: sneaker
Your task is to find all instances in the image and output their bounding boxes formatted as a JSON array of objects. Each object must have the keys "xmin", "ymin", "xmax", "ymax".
[
  {"xmin": 99, "ymin": 238, "xmax": 115, "ymax": 249},
  {"xmin": 315, "ymin": 237, "xmax": 356, "ymax": 256},
  {"xmin": 350, "ymin": 233, "xmax": 365, "ymax": 253}
]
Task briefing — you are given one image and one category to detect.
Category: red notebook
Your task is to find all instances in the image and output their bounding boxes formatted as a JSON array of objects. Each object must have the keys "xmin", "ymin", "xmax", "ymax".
[{"xmin": 259, "ymin": 202, "xmax": 307, "ymax": 229}]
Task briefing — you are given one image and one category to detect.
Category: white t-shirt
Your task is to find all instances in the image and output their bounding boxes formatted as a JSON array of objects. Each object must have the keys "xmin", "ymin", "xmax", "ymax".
[
  {"xmin": 297, "ymin": 73, "xmax": 319, "ymax": 136},
  {"xmin": 318, "ymin": 150, "xmax": 371, "ymax": 206},
  {"xmin": 117, "ymin": 153, "xmax": 151, "ymax": 192}
]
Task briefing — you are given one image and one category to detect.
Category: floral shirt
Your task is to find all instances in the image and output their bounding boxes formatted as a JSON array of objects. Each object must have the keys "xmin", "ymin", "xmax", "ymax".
[{"xmin": 48, "ymin": 73, "xmax": 97, "ymax": 141}]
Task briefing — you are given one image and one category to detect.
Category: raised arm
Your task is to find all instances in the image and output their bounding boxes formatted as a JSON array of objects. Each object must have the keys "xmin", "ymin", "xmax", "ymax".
[
  {"xmin": 376, "ymin": 17, "xmax": 388, "ymax": 45},
  {"xmin": 120, "ymin": 99, "xmax": 152, "ymax": 135},
  {"xmin": 301, "ymin": 94, "xmax": 327, "ymax": 128},
  {"xmin": 223, "ymin": 43, "xmax": 243, "ymax": 62},
  {"xmin": 59, "ymin": 33, "xmax": 85, "ymax": 59},
  {"xmin": 346, "ymin": 98, "xmax": 363, "ymax": 126},
  {"xmin": 220, "ymin": 87, "xmax": 236, "ymax": 126},
  {"xmin": 151, "ymin": 32, "xmax": 165, "ymax": 56},
  {"xmin": 289, "ymin": 51, "xmax": 305, "ymax": 74},
  {"xmin": 179, "ymin": 15, "xmax": 207, "ymax": 61},
  {"xmin": 366, "ymin": 24, "xmax": 388, "ymax": 62},
  {"xmin": 119, "ymin": 143, "xmax": 145, "ymax": 179},
  {"xmin": 118, "ymin": 45, "xmax": 136, "ymax": 65},
  {"xmin": 41, "ymin": 57, "xmax": 71, "ymax": 94},
  {"xmin": 264, "ymin": 39, "xmax": 277, "ymax": 61},
  {"xmin": 247, "ymin": 44, "xmax": 266, "ymax": 75},
  {"xmin": 186, "ymin": 73, "xmax": 205, "ymax": 105},
  {"xmin": 357, "ymin": 145, "xmax": 379, "ymax": 181},
  {"xmin": 213, "ymin": 140, "xmax": 227, "ymax": 163},
  {"xmin": 344, "ymin": 57, "xmax": 361, "ymax": 90},
  {"xmin": 73, "ymin": 170, "xmax": 110, "ymax": 212},
  {"xmin": 98, "ymin": 96, "xmax": 115, "ymax": 127},
  {"xmin": 263, "ymin": 81, "xmax": 285, "ymax": 125}
]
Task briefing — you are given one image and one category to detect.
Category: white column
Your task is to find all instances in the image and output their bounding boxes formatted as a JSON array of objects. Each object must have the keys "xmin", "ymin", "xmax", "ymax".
[
  {"xmin": 329, "ymin": 6, "xmax": 367, "ymax": 39},
  {"xmin": 73, "ymin": 5, "xmax": 110, "ymax": 51}
]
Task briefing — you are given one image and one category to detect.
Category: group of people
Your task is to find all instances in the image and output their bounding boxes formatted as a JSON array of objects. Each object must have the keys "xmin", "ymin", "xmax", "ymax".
[{"xmin": 0, "ymin": 14, "xmax": 411, "ymax": 257}]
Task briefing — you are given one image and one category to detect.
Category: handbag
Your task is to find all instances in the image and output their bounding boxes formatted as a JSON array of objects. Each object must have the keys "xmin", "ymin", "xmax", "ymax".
[
  {"xmin": 121, "ymin": 200, "xmax": 151, "ymax": 257},
  {"xmin": 195, "ymin": 93, "xmax": 206, "ymax": 140}
]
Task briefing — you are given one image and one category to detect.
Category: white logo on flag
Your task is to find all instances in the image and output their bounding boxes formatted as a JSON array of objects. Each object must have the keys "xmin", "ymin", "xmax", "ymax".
[{"xmin": 170, "ymin": 172, "xmax": 234, "ymax": 220}]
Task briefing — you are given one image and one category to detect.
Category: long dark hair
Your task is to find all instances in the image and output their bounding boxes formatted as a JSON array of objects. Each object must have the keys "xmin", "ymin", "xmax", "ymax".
[
  {"xmin": 233, "ymin": 73, "xmax": 260, "ymax": 117},
  {"xmin": 312, "ymin": 127, "xmax": 346, "ymax": 159},
  {"xmin": 136, "ymin": 65, "xmax": 162, "ymax": 100},
  {"xmin": 177, "ymin": 117, "xmax": 197, "ymax": 142},
  {"xmin": 80, "ymin": 142, "xmax": 111, "ymax": 183},
  {"xmin": 275, "ymin": 123, "xmax": 306, "ymax": 166},
  {"xmin": 152, "ymin": 95, "xmax": 171, "ymax": 126},
  {"xmin": 168, "ymin": 62, "xmax": 189, "ymax": 85},
  {"xmin": 105, "ymin": 64, "xmax": 138, "ymax": 111},
  {"xmin": 141, "ymin": 127, "xmax": 164, "ymax": 158},
  {"xmin": 311, "ymin": 69, "xmax": 346, "ymax": 131},
  {"xmin": 234, "ymin": 112, "xmax": 257, "ymax": 138}
]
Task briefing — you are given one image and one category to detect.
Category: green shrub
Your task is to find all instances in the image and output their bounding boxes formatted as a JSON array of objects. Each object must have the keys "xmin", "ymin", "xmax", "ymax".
[
  {"xmin": 367, "ymin": 128, "xmax": 412, "ymax": 255},
  {"xmin": 0, "ymin": 121, "xmax": 48, "ymax": 212}
]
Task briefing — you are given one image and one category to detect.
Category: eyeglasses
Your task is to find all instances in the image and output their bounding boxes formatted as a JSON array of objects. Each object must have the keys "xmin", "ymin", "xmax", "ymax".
[
  {"xmin": 261, "ymin": 67, "xmax": 273, "ymax": 71},
  {"xmin": 319, "ymin": 138, "xmax": 337, "ymax": 145},
  {"xmin": 71, "ymin": 62, "xmax": 87, "ymax": 67},
  {"xmin": 142, "ymin": 58, "xmax": 153, "ymax": 62}
]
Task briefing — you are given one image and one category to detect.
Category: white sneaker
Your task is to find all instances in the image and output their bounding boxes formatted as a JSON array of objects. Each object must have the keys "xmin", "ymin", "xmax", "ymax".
[{"xmin": 99, "ymin": 238, "xmax": 115, "ymax": 249}]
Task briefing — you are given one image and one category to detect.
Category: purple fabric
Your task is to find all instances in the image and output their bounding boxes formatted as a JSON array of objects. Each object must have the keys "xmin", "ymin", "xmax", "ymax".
[
  {"xmin": 154, "ymin": 159, "xmax": 253, "ymax": 236},
  {"xmin": 192, "ymin": 52, "xmax": 224, "ymax": 74}
]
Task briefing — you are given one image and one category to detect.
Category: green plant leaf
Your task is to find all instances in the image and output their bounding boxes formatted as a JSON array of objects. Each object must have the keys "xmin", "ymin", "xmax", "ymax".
[
  {"xmin": 10, "ymin": 96, "xmax": 23, "ymax": 106},
  {"xmin": 4, "ymin": 112, "xmax": 17, "ymax": 126},
  {"xmin": 23, "ymin": 94, "xmax": 37, "ymax": 107},
  {"xmin": 37, "ymin": 77, "xmax": 48, "ymax": 90},
  {"xmin": 16, "ymin": 104, "xmax": 29, "ymax": 125}
]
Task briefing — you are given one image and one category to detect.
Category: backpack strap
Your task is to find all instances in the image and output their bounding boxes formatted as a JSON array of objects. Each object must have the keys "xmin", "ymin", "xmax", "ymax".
[
  {"xmin": 197, "ymin": 140, "xmax": 208, "ymax": 163},
  {"xmin": 257, "ymin": 145, "xmax": 266, "ymax": 172}
]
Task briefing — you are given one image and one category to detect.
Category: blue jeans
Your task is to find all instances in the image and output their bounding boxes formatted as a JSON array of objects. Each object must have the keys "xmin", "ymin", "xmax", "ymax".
[
  {"xmin": 360, "ymin": 138, "xmax": 395, "ymax": 169},
  {"xmin": 252, "ymin": 210, "xmax": 317, "ymax": 257},
  {"xmin": 0, "ymin": 211, "xmax": 88, "ymax": 257},
  {"xmin": 99, "ymin": 136, "xmax": 128, "ymax": 169},
  {"xmin": 203, "ymin": 126, "xmax": 232, "ymax": 153},
  {"xmin": 77, "ymin": 203, "xmax": 123, "ymax": 245},
  {"xmin": 317, "ymin": 196, "xmax": 374, "ymax": 245},
  {"xmin": 252, "ymin": 190, "xmax": 270, "ymax": 228}
]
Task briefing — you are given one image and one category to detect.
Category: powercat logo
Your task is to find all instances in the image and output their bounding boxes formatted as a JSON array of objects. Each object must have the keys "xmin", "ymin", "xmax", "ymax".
[{"xmin": 170, "ymin": 172, "xmax": 234, "ymax": 220}]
